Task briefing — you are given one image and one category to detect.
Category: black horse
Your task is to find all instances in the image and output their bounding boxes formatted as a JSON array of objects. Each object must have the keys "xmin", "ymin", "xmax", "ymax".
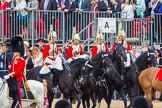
[
  {"xmin": 100, "ymin": 43, "xmax": 128, "ymax": 108},
  {"xmin": 125, "ymin": 48, "xmax": 158, "ymax": 108},
  {"xmin": 81, "ymin": 52, "xmax": 113, "ymax": 108},
  {"xmin": 81, "ymin": 43, "xmax": 128, "ymax": 108},
  {"xmin": 26, "ymin": 57, "xmax": 87, "ymax": 108},
  {"xmin": 56, "ymin": 62, "xmax": 83, "ymax": 108}
]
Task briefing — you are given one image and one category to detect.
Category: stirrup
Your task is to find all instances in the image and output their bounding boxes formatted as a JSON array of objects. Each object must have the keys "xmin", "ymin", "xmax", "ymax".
[{"xmin": 53, "ymin": 87, "xmax": 61, "ymax": 98}]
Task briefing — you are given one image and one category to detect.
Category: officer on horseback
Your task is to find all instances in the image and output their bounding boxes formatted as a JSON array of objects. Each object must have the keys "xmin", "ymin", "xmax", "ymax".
[
  {"xmin": 43, "ymin": 31, "xmax": 63, "ymax": 72},
  {"xmin": 42, "ymin": 26, "xmax": 63, "ymax": 98},
  {"xmin": 9, "ymin": 36, "xmax": 26, "ymax": 108},
  {"xmin": 91, "ymin": 27, "xmax": 110, "ymax": 57},
  {"xmin": 112, "ymin": 23, "xmax": 136, "ymax": 80},
  {"xmin": 66, "ymin": 33, "xmax": 89, "ymax": 64}
]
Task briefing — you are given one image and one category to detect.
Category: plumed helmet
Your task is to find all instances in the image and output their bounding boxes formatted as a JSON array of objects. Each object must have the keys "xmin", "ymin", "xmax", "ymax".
[
  {"xmin": 48, "ymin": 25, "xmax": 57, "ymax": 41},
  {"xmin": 95, "ymin": 27, "xmax": 104, "ymax": 43},
  {"xmin": 73, "ymin": 34, "xmax": 80, "ymax": 40},
  {"xmin": 48, "ymin": 31, "xmax": 57, "ymax": 41},
  {"xmin": 11, "ymin": 36, "xmax": 24, "ymax": 57},
  {"xmin": 118, "ymin": 30, "xmax": 125, "ymax": 37},
  {"xmin": 96, "ymin": 33, "xmax": 104, "ymax": 39},
  {"xmin": 117, "ymin": 30, "xmax": 126, "ymax": 42},
  {"xmin": 117, "ymin": 23, "xmax": 125, "ymax": 41}
]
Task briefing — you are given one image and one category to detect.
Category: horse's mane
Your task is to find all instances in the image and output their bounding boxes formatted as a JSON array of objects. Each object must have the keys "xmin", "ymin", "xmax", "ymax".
[
  {"xmin": 112, "ymin": 43, "xmax": 124, "ymax": 60},
  {"xmin": 70, "ymin": 58, "xmax": 87, "ymax": 67},
  {"xmin": 135, "ymin": 51, "xmax": 148, "ymax": 64}
]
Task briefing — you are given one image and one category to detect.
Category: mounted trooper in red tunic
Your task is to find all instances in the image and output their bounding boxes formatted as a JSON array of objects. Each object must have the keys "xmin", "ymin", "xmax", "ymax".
[
  {"xmin": 43, "ymin": 31, "xmax": 63, "ymax": 72},
  {"xmin": 111, "ymin": 23, "xmax": 135, "ymax": 68},
  {"xmin": 91, "ymin": 28, "xmax": 110, "ymax": 57},
  {"xmin": 66, "ymin": 33, "xmax": 89, "ymax": 63},
  {"xmin": 42, "ymin": 28, "xmax": 63, "ymax": 98}
]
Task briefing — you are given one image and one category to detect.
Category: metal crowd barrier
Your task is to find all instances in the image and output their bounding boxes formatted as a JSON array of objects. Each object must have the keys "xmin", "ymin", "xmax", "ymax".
[{"xmin": 0, "ymin": 10, "xmax": 161, "ymax": 50}]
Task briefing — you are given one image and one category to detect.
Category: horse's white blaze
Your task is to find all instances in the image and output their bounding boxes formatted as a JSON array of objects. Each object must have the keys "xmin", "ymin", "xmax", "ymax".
[{"xmin": 0, "ymin": 79, "xmax": 44, "ymax": 108}]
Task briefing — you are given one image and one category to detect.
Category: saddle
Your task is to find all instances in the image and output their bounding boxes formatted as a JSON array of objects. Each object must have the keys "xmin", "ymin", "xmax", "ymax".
[
  {"xmin": 39, "ymin": 65, "xmax": 51, "ymax": 78},
  {"xmin": 155, "ymin": 68, "xmax": 162, "ymax": 80}
]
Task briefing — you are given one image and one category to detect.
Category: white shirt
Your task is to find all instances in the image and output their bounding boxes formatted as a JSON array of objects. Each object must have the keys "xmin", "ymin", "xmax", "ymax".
[
  {"xmin": 121, "ymin": 4, "xmax": 134, "ymax": 20},
  {"xmin": 44, "ymin": 0, "xmax": 49, "ymax": 10},
  {"xmin": 14, "ymin": 0, "xmax": 28, "ymax": 16},
  {"xmin": 44, "ymin": 55, "xmax": 63, "ymax": 70},
  {"xmin": 96, "ymin": 43, "xmax": 105, "ymax": 53},
  {"xmin": 72, "ymin": 44, "xmax": 80, "ymax": 53},
  {"xmin": 151, "ymin": 1, "xmax": 159, "ymax": 18},
  {"xmin": 32, "ymin": 53, "xmax": 43, "ymax": 67}
]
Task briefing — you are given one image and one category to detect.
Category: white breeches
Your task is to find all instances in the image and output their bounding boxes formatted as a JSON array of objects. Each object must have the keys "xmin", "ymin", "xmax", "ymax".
[
  {"xmin": 67, "ymin": 54, "xmax": 90, "ymax": 63},
  {"xmin": 44, "ymin": 56, "xmax": 63, "ymax": 71},
  {"xmin": 124, "ymin": 53, "xmax": 131, "ymax": 67}
]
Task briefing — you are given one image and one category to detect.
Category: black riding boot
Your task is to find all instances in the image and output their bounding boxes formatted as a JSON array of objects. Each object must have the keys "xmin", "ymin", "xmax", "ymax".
[
  {"xmin": 53, "ymin": 86, "xmax": 61, "ymax": 98},
  {"xmin": 53, "ymin": 74, "xmax": 61, "ymax": 98}
]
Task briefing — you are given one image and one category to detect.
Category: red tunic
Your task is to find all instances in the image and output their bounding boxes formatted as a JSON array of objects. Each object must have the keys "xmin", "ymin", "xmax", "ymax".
[
  {"xmin": 43, "ymin": 44, "xmax": 59, "ymax": 60},
  {"xmin": 10, "ymin": 57, "xmax": 26, "ymax": 81},
  {"xmin": 9, "ymin": 57, "xmax": 25, "ymax": 107},
  {"xmin": 66, "ymin": 45, "xmax": 84, "ymax": 60},
  {"xmin": 91, "ymin": 43, "xmax": 109, "ymax": 57},
  {"xmin": 111, "ymin": 41, "xmax": 131, "ymax": 52}
]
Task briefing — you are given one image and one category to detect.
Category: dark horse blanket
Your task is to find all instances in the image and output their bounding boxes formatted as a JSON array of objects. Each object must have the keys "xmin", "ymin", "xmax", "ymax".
[{"xmin": 155, "ymin": 68, "xmax": 162, "ymax": 80}]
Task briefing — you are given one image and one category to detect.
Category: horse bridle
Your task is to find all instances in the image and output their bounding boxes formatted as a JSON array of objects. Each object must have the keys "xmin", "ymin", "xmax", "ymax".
[
  {"xmin": 114, "ymin": 46, "xmax": 126, "ymax": 63},
  {"xmin": 0, "ymin": 78, "xmax": 6, "ymax": 95}
]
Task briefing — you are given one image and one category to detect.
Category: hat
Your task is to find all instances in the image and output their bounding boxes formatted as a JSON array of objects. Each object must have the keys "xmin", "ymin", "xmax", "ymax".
[
  {"xmin": 95, "ymin": 27, "xmax": 104, "ymax": 43},
  {"xmin": 48, "ymin": 31, "xmax": 57, "ymax": 41},
  {"xmin": 24, "ymin": 41, "xmax": 29, "ymax": 47},
  {"xmin": 11, "ymin": 36, "xmax": 24, "ymax": 57},
  {"xmin": 118, "ymin": 30, "xmax": 125, "ymax": 37},
  {"xmin": 96, "ymin": 33, "xmax": 104, "ymax": 39},
  {"xmin": 117, "ymin": 23, "xmax": 125, "ymax": 37},
  {"xmin": 73, "ymin": 34, "xmax": 80, "ymax": 40},
  {"xmin": 37, "ymin": 39, "xmax": 45, "ymax": 43}
]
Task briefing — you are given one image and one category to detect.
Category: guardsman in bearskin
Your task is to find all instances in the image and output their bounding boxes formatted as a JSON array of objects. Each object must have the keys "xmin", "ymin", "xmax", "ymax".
[
  {"xmin": 66, "ymin": 33, "xmax": 89, "ymax": 63},
  {"xmin": 91, "ymin": 28, "xmax": 109, "ymax": 57},
  {"xmin": 10, "ymin": 36, "xmax": 26, "ymax": 108}
]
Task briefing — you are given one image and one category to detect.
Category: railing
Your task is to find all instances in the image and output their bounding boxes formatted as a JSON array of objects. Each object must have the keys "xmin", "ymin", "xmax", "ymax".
[{"xmin": 0, "ymin": 10, "xmax": 161, "ymax": 50}]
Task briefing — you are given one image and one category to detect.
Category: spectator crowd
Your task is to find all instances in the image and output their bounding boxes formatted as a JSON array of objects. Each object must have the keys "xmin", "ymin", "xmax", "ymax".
[{"xmin": 0, "ymin": 0, "xmax": 162, "ymax": 42}]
